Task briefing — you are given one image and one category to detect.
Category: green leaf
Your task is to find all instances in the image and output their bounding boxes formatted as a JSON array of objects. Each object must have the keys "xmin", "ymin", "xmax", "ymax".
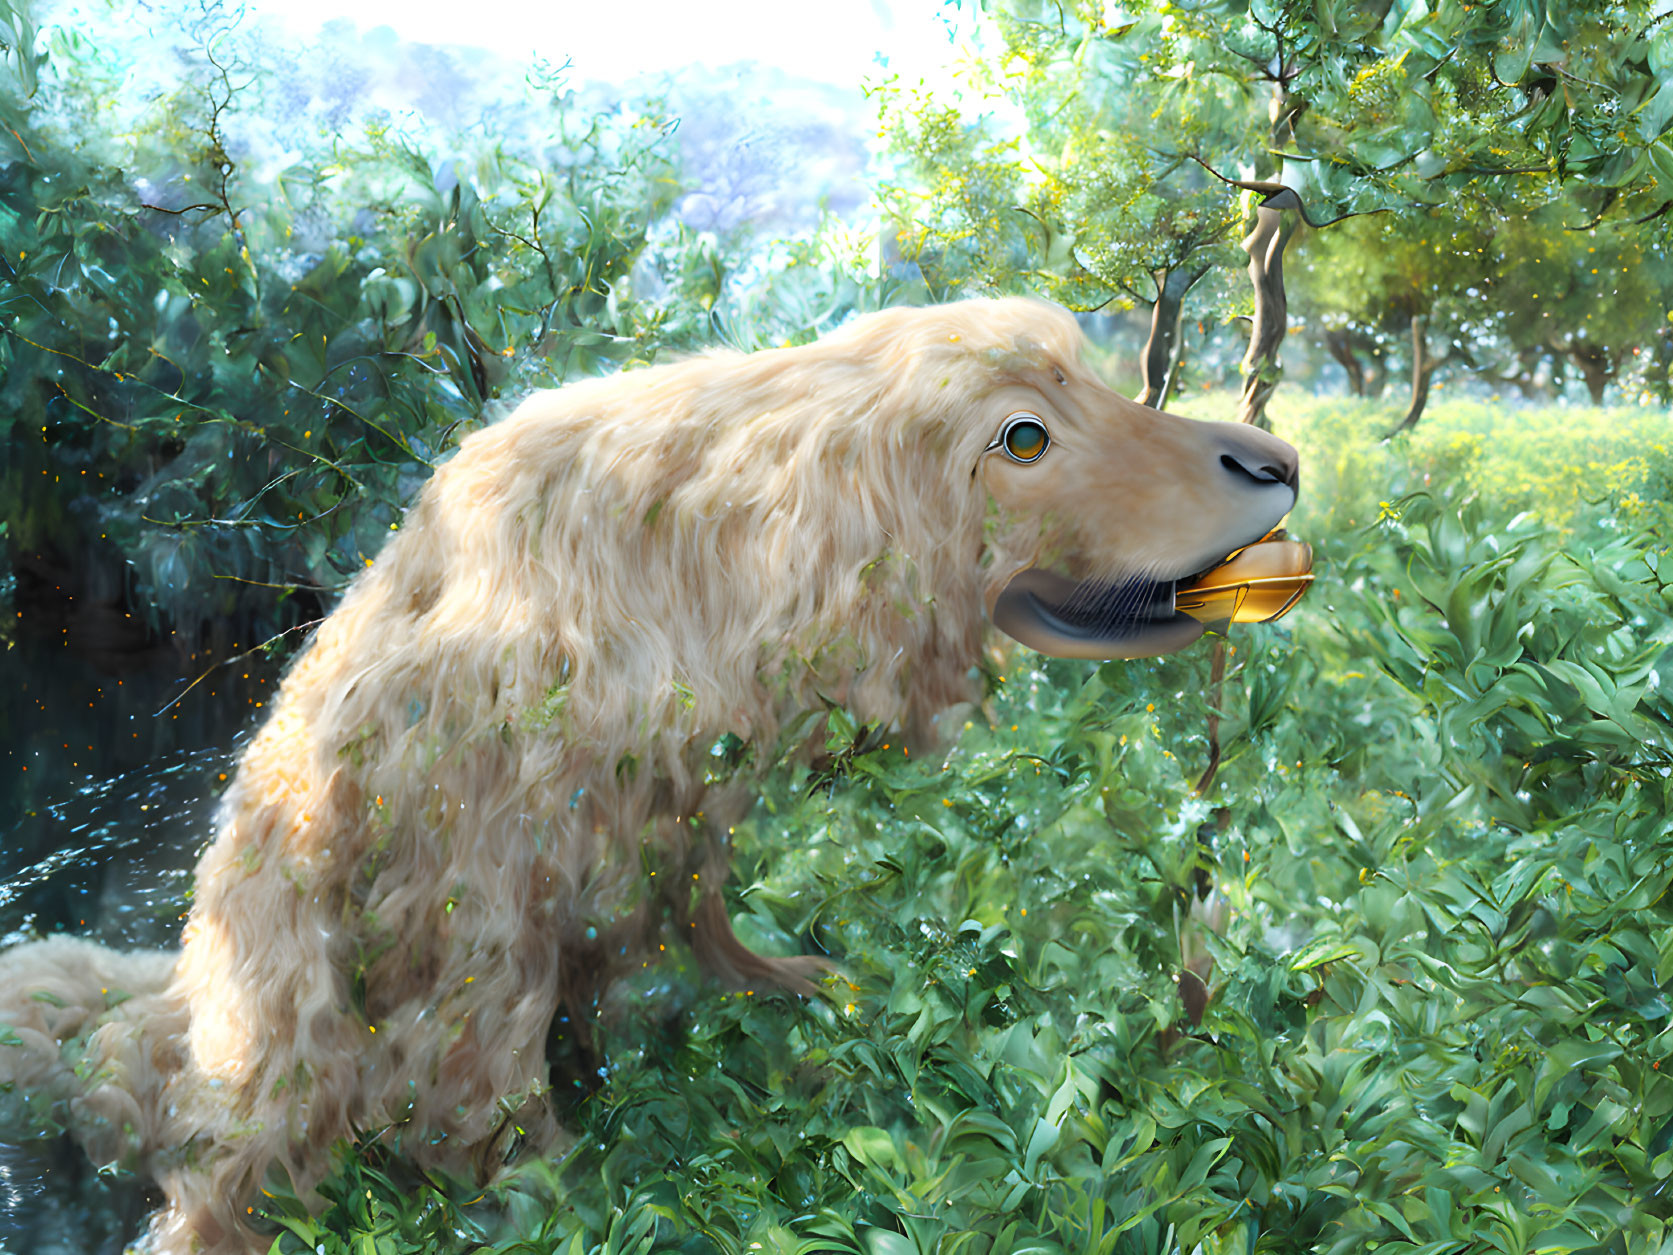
[{"xmin": 1288, "ymin": 936, "xmax": 1365, "ymax": 971}]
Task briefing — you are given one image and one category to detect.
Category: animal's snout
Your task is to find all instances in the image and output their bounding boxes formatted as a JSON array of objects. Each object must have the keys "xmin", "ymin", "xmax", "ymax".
[{"xmin": 1217, "ymin": 429, "xmax": 1300, "ymax": 494}]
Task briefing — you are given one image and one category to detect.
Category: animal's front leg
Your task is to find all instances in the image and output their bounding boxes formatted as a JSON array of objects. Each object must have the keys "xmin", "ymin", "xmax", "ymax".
[
  {"xmin": 673, "ymin": 786, "xmax": 833, "ymax": 997},
  {"xmin": 688, "ymin": 891, "xmax": 832, "ymax": 995},
  {"xmin": 353, "ymin": 871, "xmax": 571, "ymax": 1182}
]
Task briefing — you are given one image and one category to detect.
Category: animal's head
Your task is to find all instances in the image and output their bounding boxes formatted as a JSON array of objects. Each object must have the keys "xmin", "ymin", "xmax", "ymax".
[{"xmin": 871, "ymin": 298, "xmax": 1308, "ymax": 659}]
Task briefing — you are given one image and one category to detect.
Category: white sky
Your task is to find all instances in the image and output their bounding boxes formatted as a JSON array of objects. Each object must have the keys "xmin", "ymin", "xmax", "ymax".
[{"xmin": 242, "ymin": 0, "xmax": 970, "ymax": 92}]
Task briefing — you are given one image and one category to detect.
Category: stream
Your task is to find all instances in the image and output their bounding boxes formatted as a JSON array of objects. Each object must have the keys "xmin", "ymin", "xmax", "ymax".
[{"xmin": 0, "ymin": 611, "xmax": 278, "ymax": 1255}]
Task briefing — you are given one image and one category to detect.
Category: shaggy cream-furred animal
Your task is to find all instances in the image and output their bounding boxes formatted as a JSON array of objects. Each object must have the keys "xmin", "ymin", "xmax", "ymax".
[{"xmin": 0, "ymin": 298, "xmax": 1299, "ymax": 1253}]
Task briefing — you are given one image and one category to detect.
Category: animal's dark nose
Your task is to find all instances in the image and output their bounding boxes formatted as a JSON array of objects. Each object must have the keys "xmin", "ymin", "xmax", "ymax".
[
  {"xmin": 1220, "ymin": 453, "xmax": 1293, "ymax": 487},
  {"xmin": 1218, "ymin": 432, "xmax": 1300, "ymax": 493}
]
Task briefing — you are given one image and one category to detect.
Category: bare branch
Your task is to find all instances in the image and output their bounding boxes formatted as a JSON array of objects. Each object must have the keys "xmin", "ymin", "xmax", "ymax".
[{"xmin": 1189, "ymin": 156, "xmax": 1387, "ymax": 229}]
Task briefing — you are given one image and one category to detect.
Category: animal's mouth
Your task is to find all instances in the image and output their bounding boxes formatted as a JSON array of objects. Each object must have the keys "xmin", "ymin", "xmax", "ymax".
[{"xmin": 992, "ymin": 530, "xmax": 1315, "ymax": 660}]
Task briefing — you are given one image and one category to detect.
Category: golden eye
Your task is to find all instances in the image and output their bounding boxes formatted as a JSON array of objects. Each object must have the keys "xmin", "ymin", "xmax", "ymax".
[{"xmin": 1001, "ymin": 414, "xmax": 1049, "ymax": 463}]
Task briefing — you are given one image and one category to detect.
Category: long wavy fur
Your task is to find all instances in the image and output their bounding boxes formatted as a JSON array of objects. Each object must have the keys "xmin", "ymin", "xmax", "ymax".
[{"xmin": 0, "ymin": 298, "xmax": 1101, "ymax": 1252}]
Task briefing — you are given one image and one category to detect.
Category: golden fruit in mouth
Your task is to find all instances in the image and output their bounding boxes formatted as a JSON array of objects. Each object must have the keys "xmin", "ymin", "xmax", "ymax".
[{"xmin": 1174, "ymin": 529, "xmax": 1315, "ymax": 628}]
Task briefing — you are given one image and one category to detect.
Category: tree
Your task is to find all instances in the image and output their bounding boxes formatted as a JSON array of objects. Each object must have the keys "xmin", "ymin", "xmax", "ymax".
[
  {"xmin": 1043, "ymin": 138, "xmax": 1241, "ymax": 409},
  {"xmin": 0, "ymin": 0, "xmax": 750, "ymax": 658},
  {"xmin": 1295, "ymin": 208, "xmax": 1499, "ymax": 430},
  {"xmin": 1488, "ymin": 205, "xmax": 1670, "ymax": 403},
  {"xmin": 1295, "ymin": 193, "xmax": 1672, "ymax": 423},
  {"xmin": 877, "ymin": 94, "xmax": 1241, "ymax": 408},
  {"xmin": 878, "ymin": 0, "xmax": 1673, "ymax": 425}
]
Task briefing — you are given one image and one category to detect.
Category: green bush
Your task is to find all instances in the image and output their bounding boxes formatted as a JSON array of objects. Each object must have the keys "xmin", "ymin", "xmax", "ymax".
[{"xmin": 0, "ymin": 1, "xmax": 757, "ymax": 651}]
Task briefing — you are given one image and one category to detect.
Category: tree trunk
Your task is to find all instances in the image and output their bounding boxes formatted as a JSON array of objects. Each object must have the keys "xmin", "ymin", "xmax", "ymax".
[
  {"xmin": 1236, "ymin": 204, "xmax": 1298, "ymax": 430},
  {"xmin": 1653, "ymin": 326, "xmax": 1673, "ymax": 404},
  {"xmin": 1158, "ymin": 310, "xmax": 1190, "ymax": 411},
  {"xmin": 1323, "ymin": 328, "xmax": 1366, "ymax": 396},
  {"xmin": 1137, "ymin": 263, "xmax": 1211, "ymax": 409},
  {"xmin": 1568, "ymin": 341, "xmax": 1613, "ymax": 404},
  {"xmin": 1363, "ymin": 348, "xmax": 1388, "ymax": 398},
  {"xmin": 1505, "ymin": 345, "xmax": 1544, "ymax": 398},
  {"xmin": 1383, "ymin": 314, "xmax": 1437, "ymax": 438},
  {"xmin": 1193, "ymin": 639, "xmax": 1229, "ymax": 797}
]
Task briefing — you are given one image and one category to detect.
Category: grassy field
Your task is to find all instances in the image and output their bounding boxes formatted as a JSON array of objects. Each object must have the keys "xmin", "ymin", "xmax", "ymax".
[
  {"xmin": 252, "ymin": 397, "xmax": 1673, "ymax": 1254},
  {"xmin": 1176, "ymin": 392, "xmax": 1673, "ymax": 538}
]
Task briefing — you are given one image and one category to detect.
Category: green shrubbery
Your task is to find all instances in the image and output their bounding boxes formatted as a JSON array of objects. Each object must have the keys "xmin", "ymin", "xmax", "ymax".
[{"xmin": 0, "ymin": 1, "xmax": 804, "ymax": 651}]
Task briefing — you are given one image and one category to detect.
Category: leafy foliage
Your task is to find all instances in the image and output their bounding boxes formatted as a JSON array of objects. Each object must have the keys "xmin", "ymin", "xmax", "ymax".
[
  {"xmin": 5, "ymin": 4, "xmax": 1672, "ymax": 1251},
  {"xmin": 1295, "ymin": 197, "xmax": 1673, "ymax": 412},
  {"xmin": 0, "ymin": 0, "xmax": 753, "ymax": 650},
  {"xmin": 874, "ymin": 0, "xmax": 1673, "ymax": 415}
]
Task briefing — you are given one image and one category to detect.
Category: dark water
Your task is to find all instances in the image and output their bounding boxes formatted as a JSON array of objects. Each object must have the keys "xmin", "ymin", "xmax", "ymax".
[
  {"xmin": 0, "ymin": 747, "xmax": 227, "ymax": 952},
  {"xmin": 0, "ymin": 612, "xmax": 277, "ymax": 1254}
]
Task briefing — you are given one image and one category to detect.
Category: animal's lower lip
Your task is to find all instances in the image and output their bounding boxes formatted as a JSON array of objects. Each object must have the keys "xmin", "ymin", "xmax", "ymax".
[
  {"xmin": 991, "ymin": 568, "xmax": 1202, "ymax": 660},
  {"xmin": 990, "ymin": 529, "xmax": 1315, "ymax": 660}
]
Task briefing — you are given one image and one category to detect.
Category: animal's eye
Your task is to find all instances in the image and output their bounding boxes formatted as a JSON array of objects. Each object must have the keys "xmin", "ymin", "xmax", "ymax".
[{"xmin": 1001, "ymin": 414, "xmax": 1049, "ymax": 463}]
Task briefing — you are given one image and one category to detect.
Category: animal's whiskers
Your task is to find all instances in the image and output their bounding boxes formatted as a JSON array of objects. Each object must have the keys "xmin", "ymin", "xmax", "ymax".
[{"xmin": 1053, "ymin": 557, "xmax": 1171, "ymax": 632}]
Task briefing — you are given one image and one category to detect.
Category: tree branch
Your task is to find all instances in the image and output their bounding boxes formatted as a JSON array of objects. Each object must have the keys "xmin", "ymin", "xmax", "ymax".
[{"xmin": 1188, "ymin": 157, "xmax": 1386, "ymax": 229}]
